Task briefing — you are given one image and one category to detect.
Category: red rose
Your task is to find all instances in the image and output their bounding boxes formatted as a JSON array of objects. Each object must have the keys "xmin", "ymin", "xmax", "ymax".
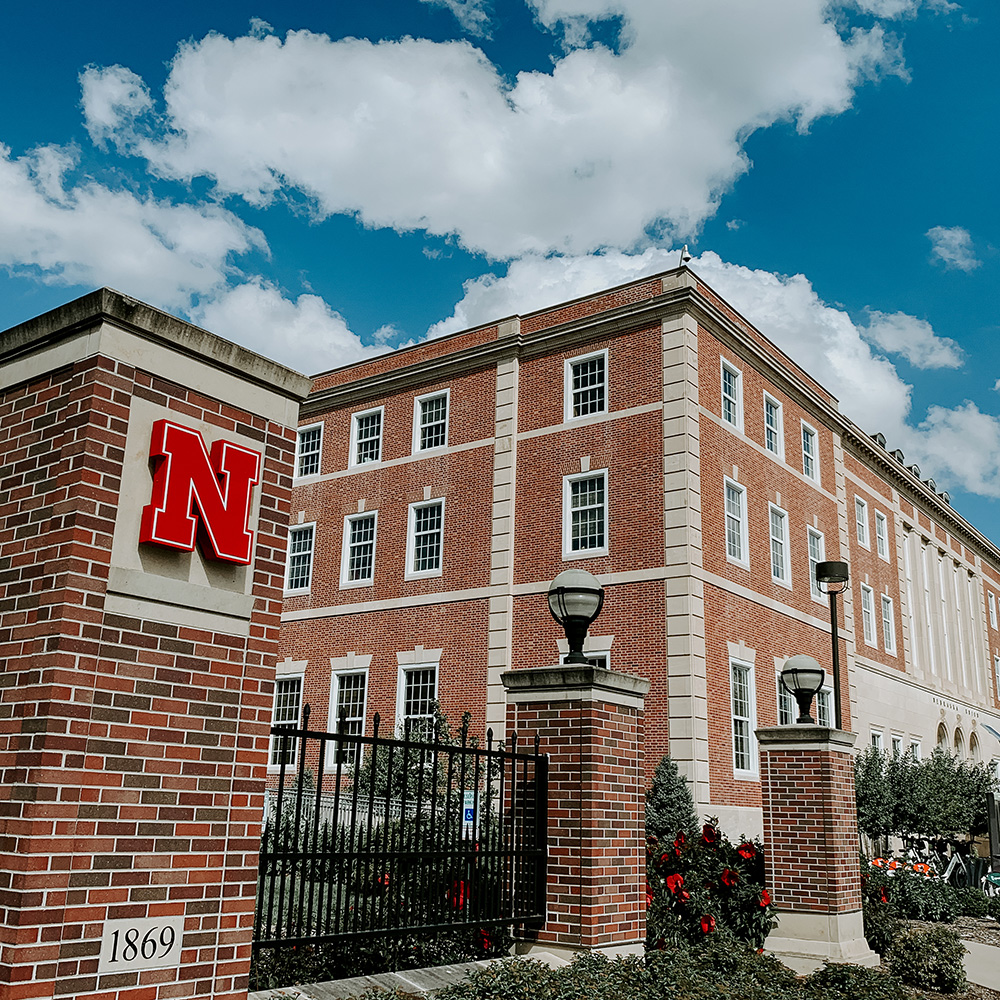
[
  {"xmin": 659, "ymin": 852, "xmax": 671, "ymax": 865},
  {"xmin": 700, "ymin": 914, "xmax": 716, "ymax": 934},
  {"xmin": 702, "ymin": 823, "xmax": 718, "ymax": 846},
  {"xmin": 680, "ymin": 890, "xmax": 691, "ymax": 901},
  {"xmin": 737, "ymin": 842, "xmax": 756, "ymax": 860},
  {"xmin": 759, "ymin": 889, "xmax": 771, "ymax": 907},
  {"xmin": 675, "ymin": 831, "xmax": 686, "ymax": 847},
  {"xmin": 448, "ymin": 880, "xmax": 469, "ymax": 908},
  {"xmin": 721, "ymin": 868, "xmax": 739, "ymax": 887},
  {"xmin": 665, "ymin": 873, "xmax": 684, "ymax": 894},
  {"xmin": 879, "ymin": 887, "xmax": 889, "ymax": 904}
]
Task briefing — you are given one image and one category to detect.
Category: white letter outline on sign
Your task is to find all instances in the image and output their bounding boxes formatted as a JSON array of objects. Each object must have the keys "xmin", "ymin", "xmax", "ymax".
[{"xmin": 139, "ymin": 419, "xmax": 262, "ymax": 565}]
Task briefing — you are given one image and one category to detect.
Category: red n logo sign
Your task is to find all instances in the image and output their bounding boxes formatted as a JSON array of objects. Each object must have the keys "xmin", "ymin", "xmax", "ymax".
[{"xmin": 139, "ymin": 419, "xmax": 262, "ymax": 565}]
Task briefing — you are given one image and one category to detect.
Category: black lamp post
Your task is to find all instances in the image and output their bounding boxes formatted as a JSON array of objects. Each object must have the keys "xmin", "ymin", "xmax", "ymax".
[
  {"xmin": 816, "ymin": 559, "xmax": 849, "ymax": 730},
  {"xmin": 780, "ymin": 655, "xmax": 827, "ymax": 724},
  {"xmin": 547, "ymin": 569, "xmax": 605, "ymax": 664}
]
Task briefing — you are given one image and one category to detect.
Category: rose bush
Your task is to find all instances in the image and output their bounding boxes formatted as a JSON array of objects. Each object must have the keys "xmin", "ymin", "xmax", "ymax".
[{"xmin": 646, "ymin": 818, "xmax": 776, "ymax": 950}]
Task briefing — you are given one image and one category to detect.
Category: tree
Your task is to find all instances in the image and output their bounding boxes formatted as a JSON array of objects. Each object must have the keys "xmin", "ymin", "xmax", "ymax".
[{"xmin": 646, "ymin": 754, "xmax": 698, "ymax": 841}]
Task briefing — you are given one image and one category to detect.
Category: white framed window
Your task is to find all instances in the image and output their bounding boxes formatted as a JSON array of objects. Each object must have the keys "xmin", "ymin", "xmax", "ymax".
[
  {"xmin": 881, "ymin": 594, "xmax": 896, "ymax": 654},
  {"xmin": 406, "ymin": 499, "xmax": 444, "ymax": 579},
  {"xmin": 269, "ymin": 674, "xmax": 303, "ymax": 768},
  {"xmin": 891, "ymin": 735, "xmax": 903, "ymax": 756},
  {"xmin": 909, "ymin": 740, "xmax": 922, "ymax": 760},
  {"xmin": 870, "ymin": 729, "xmax": 885, "ymax": 751},
  {"xmin": 724, "ymin": 479, "xmax": 749, "ymax": 567},
  {"xmin": 994, "ymin": 655, "xmax": 1000, "ymax": 700},
  {"xmin": 731, "ymin": 658, "xmax": 757, "ymax": 776},
  {"xmin": 565, "ymin": 349, "xmax": 608, "ymax": 421},
  {"xmin": 561, "ymin": 653, "xmax": 609, "ymax": 670},
  {"xmin": 861, "ymin": 583, "xmax": 877, "ymax": 646},
  {"xmin": 721, "ymin": 359, "xmax": 743, "ymax": 430},
  {"xmin": 989, "ymin": 592, "xmax": 998, "ymax": 630},
  {"xmin": 414, "ymin": 390, "xmax": 449, "ymax": 452},
  {"xmin": 763, "ymin": 394, "xmax": 783, "ymax": 458},
  {"xmin": 329, "ymin": 669, "xmax": 368, "ymax": 766},
  {"xmin": 350, "ymin": 406, "xmax": 383, "ymax": 466},
  {"xmin": 563, "ymin": 470, "xmax": 609, "ymax": 558},
  {"xmin": 397, "ymin": 664, "xmax": 438, "ymax": 740},
  {"xmin": 768, "ymin": 504, "xmax": 791, "ymax": 585},
  {"xmin": 340, "ymin": 511, "xmax": 378, "ymax": 588},
  {"xmin": 801, "ymin": 423, "xmax": 819, "ymax": 482},
  {"xmin": 807, "ymin": 527, "xmax": 825, "ymax": 602},
  {"xmin": 815, "ymin": 687, "xmax": 832, "ymax": 728},
  {"xmin": 286, "ymin": 524, "xmax": 315, "ymax": 593},
  {"xmin": 855, "ymin": 497, "xmax": 870, "ymax": 548},
  {"xmin": 296, "ymin": 423, "xmax": 323, "ymax": 478},
  {"xmin": 875, "ymin": 511, "xmax": 889, "ymax": 560}
]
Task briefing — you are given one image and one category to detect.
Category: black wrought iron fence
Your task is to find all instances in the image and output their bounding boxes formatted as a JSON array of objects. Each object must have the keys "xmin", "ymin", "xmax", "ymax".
[{"xmin": 252, "ymin": 706, "xmax": 547, "ymax": 967}]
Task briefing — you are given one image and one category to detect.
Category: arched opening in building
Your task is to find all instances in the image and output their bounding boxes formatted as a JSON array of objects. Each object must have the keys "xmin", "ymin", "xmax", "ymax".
[
  {"xmin": 954, "ymin": 728, "xmax": 965, "ymax": 757},
  {"xmin": 970, "ymin": 731, "xmax": 980, "ymax": 762},
  {"xmin": 937, "ymin": 722, "xmax": 949, "ymax": 748}
]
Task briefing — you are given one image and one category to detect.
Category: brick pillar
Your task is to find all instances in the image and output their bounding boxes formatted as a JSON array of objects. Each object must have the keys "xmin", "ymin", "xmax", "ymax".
[
  {"xmin": 756, "ymin": 726, "xmax": 878, "ymax": 972},
  {"xmin": 502, "ymin": 665, "xmax": 650, "ymax": 962},
  {"xmin": 0, "ymin": 291, "xmax": 310, "ymax": 1000}
]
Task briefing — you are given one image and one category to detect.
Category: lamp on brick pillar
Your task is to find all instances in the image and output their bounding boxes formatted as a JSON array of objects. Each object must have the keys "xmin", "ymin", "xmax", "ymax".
[
  {"xmin": 502, "ymin": 574, "xmax": 649, "ymax": 963},
  {"xmin": 816, "ymin": 560, "xmax": 849, "ymax": 729}
]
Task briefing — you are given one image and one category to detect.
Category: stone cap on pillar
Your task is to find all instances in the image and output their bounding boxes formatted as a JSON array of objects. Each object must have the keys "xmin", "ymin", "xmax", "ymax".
[
  {"xmin": 755, "ymin": 726, "xmax": 858, "ymax": 753},
  {"xmin": 502, "ymin": 664, "xmax": 650, "ymax": 708}
]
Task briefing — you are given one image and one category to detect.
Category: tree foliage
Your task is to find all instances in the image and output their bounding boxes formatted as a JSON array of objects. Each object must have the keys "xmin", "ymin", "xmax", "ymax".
[
  {"xmin": 645, "ymin": 753, "xmax": 698, "ymax": 841},
  {"xmin": 855, "ymin": 745, "xmax": 998, "ymax": 843}
]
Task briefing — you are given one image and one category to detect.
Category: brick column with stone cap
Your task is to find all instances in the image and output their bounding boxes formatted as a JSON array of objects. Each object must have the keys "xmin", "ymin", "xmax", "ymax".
[
  {"xmin": 502, "ymin": 664, "xmax": 650, "ymax": 961},
  {"xmin": 756, "ymin": 725, "xmax": 878, "ymax": 972},
  {"xmin": 0, "ymin": 291, "xmax": 310, "ymax": 1000}
]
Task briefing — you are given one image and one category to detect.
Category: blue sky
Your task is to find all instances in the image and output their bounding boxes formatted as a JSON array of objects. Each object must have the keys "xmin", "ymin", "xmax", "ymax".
[{"xmin": 3, "ymin": 0, "xmax": 1000, "ymax": 542}]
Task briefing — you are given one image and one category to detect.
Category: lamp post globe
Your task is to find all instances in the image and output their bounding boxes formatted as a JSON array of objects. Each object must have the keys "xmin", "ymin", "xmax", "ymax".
[
  {"xmin": 547, "ymin": 569, "xmax": 605, "ymax": 665},
  {"xmin": 780, "ymin": 654, "xmax": 827, "ymax": 725}
]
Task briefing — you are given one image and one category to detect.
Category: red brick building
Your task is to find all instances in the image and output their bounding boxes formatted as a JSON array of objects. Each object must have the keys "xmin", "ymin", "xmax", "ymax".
[{"xmin": 278, "ymin": 266, "xmax": 1000, "ymax": 837}]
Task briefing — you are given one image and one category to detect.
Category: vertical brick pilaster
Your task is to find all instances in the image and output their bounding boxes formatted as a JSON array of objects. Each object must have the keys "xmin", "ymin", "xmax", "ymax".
[
  {"xmin": 756, "ymin": 726, "xmax": 877, "ymax": 971},
  {"xmin": 502, "ymin": 665, "xmax": 649, "ymax": 960}
]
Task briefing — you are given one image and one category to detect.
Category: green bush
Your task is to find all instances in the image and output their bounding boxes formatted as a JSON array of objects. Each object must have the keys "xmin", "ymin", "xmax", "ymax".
[
  {"xmin": 645, "ymin": 754, "xmax": 698, "ymax": 842},
  {"xmin": 436, "ymin": 946, "xmax": 908, "ymax": 1000},
  {"xmin": 803, "ymin": 962, "xmax": 907, "ymax": 1000},
  {"xmin": 646, "ymin": 819, "xmax": 776, "ymax": 950},
  {"xmin": 888, "ymin": 924, "xmax": 967, "ymax": 993},
  {"xmin": 988, "ymin": 894, "xmax": 1000, "ymax": 922},
  {"xmin": 862, "ymin": 864, "xmax": 958, "ymax": 928},
  {"xmin": 956, "ymin": 885, "xmax": 989, "ymax": 918}
]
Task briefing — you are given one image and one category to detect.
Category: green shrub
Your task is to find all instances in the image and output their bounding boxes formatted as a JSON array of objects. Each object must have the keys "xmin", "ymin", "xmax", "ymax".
[
  {"xmin": 645, "ymin": 754, "xmax": 698, "ymax": 842},
  {"xmin": 888, "ymin": 924, "xmax": 967, "ymax": 993},
  {"xmin": 803, "ymin": 962, "xmax": 907, "ymax": 1000},
  {"xmin": 988, "ymin": 894, "xmax": 1000, "ymax": 922},
  {"xmin": 646, "ymin": 819, "xmax": 776, "ymax": 950},
  {"xmin": 956, "ymin": 885, "xmax": 989, "ymax": 918},
  {"xmin": 436, "ymin": 946, "xmax": 909, "ymax": 1000},
  {"xmin": 862, "ymin": 863, "xmax": 958, "ymax": 928}
]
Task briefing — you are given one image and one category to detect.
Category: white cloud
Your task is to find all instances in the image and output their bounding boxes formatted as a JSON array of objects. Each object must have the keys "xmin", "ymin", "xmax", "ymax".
[
  {"xmin": 0, "ymin": 143, "xmax": 263, "ymax": 309},
  {"xmin": 79, "ymin": 65, "xmax": 153, "ymax": 148},
  {"xmin": 82, "ymin": 2, "xmax": 904, "ymax": 258},
  {"xmin": 926, "ymin": 225, "xmax": 980, "ymax": 272},
  {"xmin": 863, "ymin": 310, "xmax": 963, "ymax": 368},
  {"xmin": 420, "ymin": 0, "xmax": 493, "ymax": 35},
  {"xmin": 429, "ymin": 250, "xmax": 1000, "ymax": 498},
  {"xmin": 190, "ymin": 280, "xmax": 387, "ymax": 374}
]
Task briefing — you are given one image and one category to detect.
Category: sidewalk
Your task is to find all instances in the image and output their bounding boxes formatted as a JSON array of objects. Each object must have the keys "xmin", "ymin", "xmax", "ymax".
[{"xmin": 964, "ymin": 940, "xmax": 999, "ymax": 991}]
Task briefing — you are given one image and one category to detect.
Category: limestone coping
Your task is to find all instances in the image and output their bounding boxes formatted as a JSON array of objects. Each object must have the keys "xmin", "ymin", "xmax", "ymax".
[
  {"xmin": 755, "ymin": 726, "xmax": 858, "ymax": 753},
  {"xmin": 502, "ymin": 664, "xmax": 650, "ymax": 708},
  {"xmin": 1, "ymin": 287, "xmax": 313, "ymax": 400}
]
